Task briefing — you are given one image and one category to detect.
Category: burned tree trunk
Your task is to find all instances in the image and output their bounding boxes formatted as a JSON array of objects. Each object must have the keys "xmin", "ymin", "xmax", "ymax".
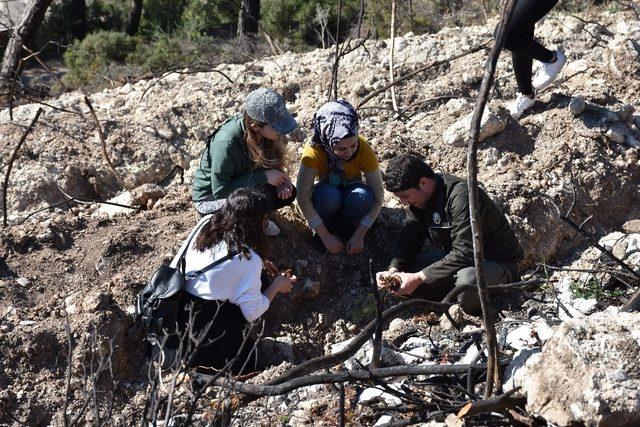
[
  {"xmin": 237, "ymin": 0, "xmax": 260, "ymax": 37},
  {"xmin": 69, "ymin": 0, "xmax": 87, "ymax": 39},
  {"xmin": 0, "ymin": 0, "xmax": 53, "ymax": 91},
  {"xmin": 125, "ymin": 0, "xmax": 144, "ymax": 36},
  {"xmin": 389, "ymin": 0, "xmax": 399, "ymax": 112},
  {"xmin": 356, "ymin": 0, "xmax": 365, "ymax": 38}
]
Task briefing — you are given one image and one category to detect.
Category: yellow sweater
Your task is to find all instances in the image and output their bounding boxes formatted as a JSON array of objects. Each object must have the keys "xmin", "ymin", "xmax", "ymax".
[
  {"xmin": 296, "ymin": 136, "xmax": 384, "ymax": 229},
  {"xmin": 300, "ymin": 136, "xmax": 380, "ymax": 181}
]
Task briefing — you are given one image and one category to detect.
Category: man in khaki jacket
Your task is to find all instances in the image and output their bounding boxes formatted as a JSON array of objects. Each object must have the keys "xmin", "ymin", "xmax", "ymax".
[{"xmin": 377, "ymin": 154, "xmax": 523, "ymax": 314}]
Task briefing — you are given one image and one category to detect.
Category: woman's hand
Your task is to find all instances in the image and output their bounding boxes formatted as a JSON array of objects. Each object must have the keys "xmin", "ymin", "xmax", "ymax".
[
  {"xmin": 276, "ymin": 180, "xmax": 293, "ymax": 200},
  {"xmin": 265, "ymin": 169, "xmax": 288, "ymax": 187},
  {"xmin": 345, "ymin": 225, "xmax": 368, "ymax": 255},
  {"xmin": 346, "ymin": 234, "xmax": 364, "ymax": 255},
  {"xmin": 273, "ymin": 273, "xmax": 297, "ymax": 294},
  {"xmin": 321, "ymin": 233, "xmax": 344, "ymax": 254},
  {"xmin": 263, "ymin": 259, "xmax": 279, "ymax": 277}
]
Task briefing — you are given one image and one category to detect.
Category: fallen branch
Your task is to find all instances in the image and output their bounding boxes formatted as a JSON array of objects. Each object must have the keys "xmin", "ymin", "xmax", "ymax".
[
  {"xmin": 457, "ymin": 387, "xmax": 524, "ymax": 418},
  {"xmin": 442, "ymin": 278, "xmax": 549, "ymax": 303},
  {"xmin": 370, "ymin": 258, "xmax": 383, "ymax": 369},
  {"xmin": 565, "ymin": 13, "xmax": 613, "ymax": 37},
  {"xmin": 83, "ymin": 95, "xmax": 131, "ymax": 190},
  {"xmin": 466, "ymin": 0, "xmax": 517, "ymax": 398},
  {"xmin": 17, "ymin": 198, "xmax": 74, "ymax": 225},
  {"xmin": 203, "ymin": 361, "xmax": 511, "ymax": 397},
  {"xmin": 357, "ymin": 42, "xmax": 490, "ymax": 108},
  {"xmin": 266, "ymin": 299, "xmax": 452, "ymax": 385},
  {"xmin": 18, "ymin": 91, "xmax": 84, "ymax": 116},
  {"xmin": 56, "ymin": 184, "xmax": 141, "ymax": 211},
  {"xmin": 2, "ymin": 107, "xmax": 43, "ymax": 227},
  {"xmin": 138, "ymin": 66, "xmax": 233, "ymax": 102}
]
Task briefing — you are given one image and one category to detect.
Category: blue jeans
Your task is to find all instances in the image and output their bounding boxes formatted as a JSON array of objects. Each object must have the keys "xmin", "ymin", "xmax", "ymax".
[{"xmin": 312, "ymin": 182, "xmax": 374, "ymax": 231}]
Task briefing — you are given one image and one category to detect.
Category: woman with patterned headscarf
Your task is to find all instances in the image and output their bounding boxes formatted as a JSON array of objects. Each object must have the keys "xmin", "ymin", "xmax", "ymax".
[{"xmin": 296, "ymin": 100, "xmax": 384, "ymax": 255}]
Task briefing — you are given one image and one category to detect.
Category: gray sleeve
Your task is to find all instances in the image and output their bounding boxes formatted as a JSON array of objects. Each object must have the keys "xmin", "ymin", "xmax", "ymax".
[
  {"xmin": 295, "ymin": 164, "xmax": 323, "ymax": 229},
  {"xmin": 361, "ymin": 169, "xmax": 384, "ymax": 228}
]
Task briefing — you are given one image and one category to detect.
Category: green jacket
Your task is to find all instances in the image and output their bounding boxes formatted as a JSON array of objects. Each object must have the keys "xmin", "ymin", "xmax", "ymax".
[
  {"xmin": 389, "ymin": 174, "xmax": 523, "ymax": 284},
  {"xmin": 192, "ymin": 114, "xmax": 268, "ymax": 202}
]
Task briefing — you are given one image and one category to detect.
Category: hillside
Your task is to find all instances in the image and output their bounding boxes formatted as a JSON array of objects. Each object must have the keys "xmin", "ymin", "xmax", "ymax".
[{"xmin": 1, "ymin": 9, "xmax": 640, "ymax": 426}]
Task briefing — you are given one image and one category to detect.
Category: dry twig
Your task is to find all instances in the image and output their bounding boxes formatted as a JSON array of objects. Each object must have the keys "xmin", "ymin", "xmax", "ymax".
[
  {"xmin": 466, "ymin": 0, "xmax": 517, "ymax": 398},
  {"xmin": 457, "ymin": 387, "xmax": 524, "ymax": 418},
  {"xmin": 2, "ymin": 106, "xmax": 42, "ymax": 227},
  {"xmin": 83, "ymin": 95, "xmax": 131, "ymax": 190},
  {"xmin": 357, "ymin": 42, "xmax": 490, "ymax": 108},
  {"xmin": 370, "ymin": 258, "xmax": 383, "ymax": 369}
]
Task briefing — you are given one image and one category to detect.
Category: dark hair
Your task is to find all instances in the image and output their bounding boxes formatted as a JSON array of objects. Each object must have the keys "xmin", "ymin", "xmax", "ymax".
[
  {"xmin": 383, "ymin": 154, "xmax": 436, "ymax": 192},
  {"xmin": 194, "ymin": 188, "xmax": 271, "ymax": 257}
]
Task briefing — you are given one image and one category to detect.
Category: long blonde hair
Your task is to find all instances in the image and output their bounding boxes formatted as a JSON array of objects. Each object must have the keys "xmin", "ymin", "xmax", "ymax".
[{"xmin": 243, "ymin": 112, "xmax": 288, "ymax": 171}]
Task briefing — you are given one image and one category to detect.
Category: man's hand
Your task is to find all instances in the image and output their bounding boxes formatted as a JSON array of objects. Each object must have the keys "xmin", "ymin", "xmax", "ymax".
[
  {"xmin": 376, "ymin": 267, "xmax": 398, "ymax": 288},
  {"xmin": 394, "ymin": 271, "xmax": 426, "ymax": 296}
]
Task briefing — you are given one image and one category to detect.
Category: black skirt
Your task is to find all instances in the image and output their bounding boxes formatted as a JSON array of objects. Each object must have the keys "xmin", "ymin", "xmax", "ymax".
[{"xmin": 174, "ymin": 293, "xmax": 256, "ymax": 374}]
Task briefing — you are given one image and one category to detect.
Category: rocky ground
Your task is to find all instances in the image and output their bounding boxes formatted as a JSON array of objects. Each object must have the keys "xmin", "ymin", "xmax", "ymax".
[{"xmin": 1, "ymin": 8, "xmax": 640, "ymax": 427}]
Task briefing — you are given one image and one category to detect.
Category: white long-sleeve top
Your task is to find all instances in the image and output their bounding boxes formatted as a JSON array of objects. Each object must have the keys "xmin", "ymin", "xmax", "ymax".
[{"xmin": 170, "ymin": 217, "xmax": 269, "ymax": 322}]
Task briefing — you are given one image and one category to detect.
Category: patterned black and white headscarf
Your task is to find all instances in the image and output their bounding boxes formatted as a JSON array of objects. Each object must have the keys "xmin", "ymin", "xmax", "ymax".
[{"xmin": 311, "ymin": 99, "xmax": 359, "ymax": 176}]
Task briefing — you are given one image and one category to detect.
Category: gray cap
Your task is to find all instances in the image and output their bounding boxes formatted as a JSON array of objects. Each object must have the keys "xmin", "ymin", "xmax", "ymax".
[{"xmin": 244, "ymin": 88, "xmax": 298, "ymax": 135}]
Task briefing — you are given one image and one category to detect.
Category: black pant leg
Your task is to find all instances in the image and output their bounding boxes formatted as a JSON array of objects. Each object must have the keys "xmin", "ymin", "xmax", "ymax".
[
  {"xmin": 511, "ymin": 29, "xmax": 535, "ymax": 95},
  {"xmin": 503, "ymin": 0, "xmax": 558, "ymax": 62}
]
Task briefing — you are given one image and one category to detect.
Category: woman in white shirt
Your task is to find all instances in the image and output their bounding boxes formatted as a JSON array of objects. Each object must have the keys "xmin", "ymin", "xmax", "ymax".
[{"xmin": 170, "ymin": 187, "xmax": 296, "ymax": 372}]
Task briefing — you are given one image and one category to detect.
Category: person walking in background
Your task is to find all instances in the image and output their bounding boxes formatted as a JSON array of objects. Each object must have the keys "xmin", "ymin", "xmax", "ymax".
[
  {"xmin": 504, "ymin": 0, "xmax": 567, "ymax": 119},
  {"xmin": 192, "ymin": 88, "xmax": 298, "ymax": 236},
  {"xmin": 296, "ymin": 100, "xmax": 385, "ymax": 255}
]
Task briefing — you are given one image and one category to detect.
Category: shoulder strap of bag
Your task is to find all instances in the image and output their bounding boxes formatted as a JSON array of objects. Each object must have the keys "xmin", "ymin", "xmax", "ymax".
[
  {"xmin": 184, "ymin": 250, "xmax": 238, "ymax": 280},
  {"xmin": 177, "ymin": 215, "xmax": 240, "ymax": 279},
  {"xmin": 175, "ymin": 215, "xmax": 213, "ymax": 273}
]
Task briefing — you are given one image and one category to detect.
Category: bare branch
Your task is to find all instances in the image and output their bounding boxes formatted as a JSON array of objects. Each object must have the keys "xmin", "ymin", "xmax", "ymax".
[
  {"xmin": 2, "ymin": 106, "xmax": 42, "ymax": 227},
  {"xmin": 328, "ymin": 0, "xmax": 344, "ymax": 101},
  {"xmin": 203, "ymin": 360, "xmax": 512, "ymax": 397},
  {"xmin": 466, "ymin": 0, "xmax": 517, "ymax": 398},
  {"xmin": 83, "ymin": 95, "xmax": 132, "ymax": 190},
  {"xmin": 357, "ymin": 42, "xmax": 490, "ymax": 108},
  {"xmin": 389, "ymin": 0, "xmax": 399, "ymax": 113},
  {"xmin": 266, "ymin": 299, "xmax": 451, "ymax": 385},
  {"xmin": 370, "ymin": 258, "xmax": 383, "ymax": 369}
]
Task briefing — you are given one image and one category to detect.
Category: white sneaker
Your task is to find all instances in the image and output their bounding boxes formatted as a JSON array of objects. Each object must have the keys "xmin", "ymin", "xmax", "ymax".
[
  {"xmin": 532, "ymin": 50, "xmax": 567, "ymax": 92},
  {"xmin": 264, "ymin": 220, "xmax": 281, "ymax": 237},
  {"xmin": 507, "ymin": 92, "xmax": 536, "ymax": 119}
]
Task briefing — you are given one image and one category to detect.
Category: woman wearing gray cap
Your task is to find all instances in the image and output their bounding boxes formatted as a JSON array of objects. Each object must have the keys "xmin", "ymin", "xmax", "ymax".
[{"xmin": 192, "ymin": 88, "xmax": 298, "ymax": 236}]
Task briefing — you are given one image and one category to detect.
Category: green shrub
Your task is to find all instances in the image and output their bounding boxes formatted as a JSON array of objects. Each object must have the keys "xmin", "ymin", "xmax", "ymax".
[
  {"xmin": 129, "ymin": 32, "xmax": 201, "ymax": 72},
  {"xmin": 63, "ymin": 31, "xmax": 137, "ymax": 87},
  {"xmin": 37, "ymin": 0, "xmax": 129, "ymax": 51},
  {"xmin": 261, "ymin": 0, "xmax": 361, "ymax": 48},
  {"xmin": 569, "ymin": 277, "xmax": 625, "ymax": 301}
]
